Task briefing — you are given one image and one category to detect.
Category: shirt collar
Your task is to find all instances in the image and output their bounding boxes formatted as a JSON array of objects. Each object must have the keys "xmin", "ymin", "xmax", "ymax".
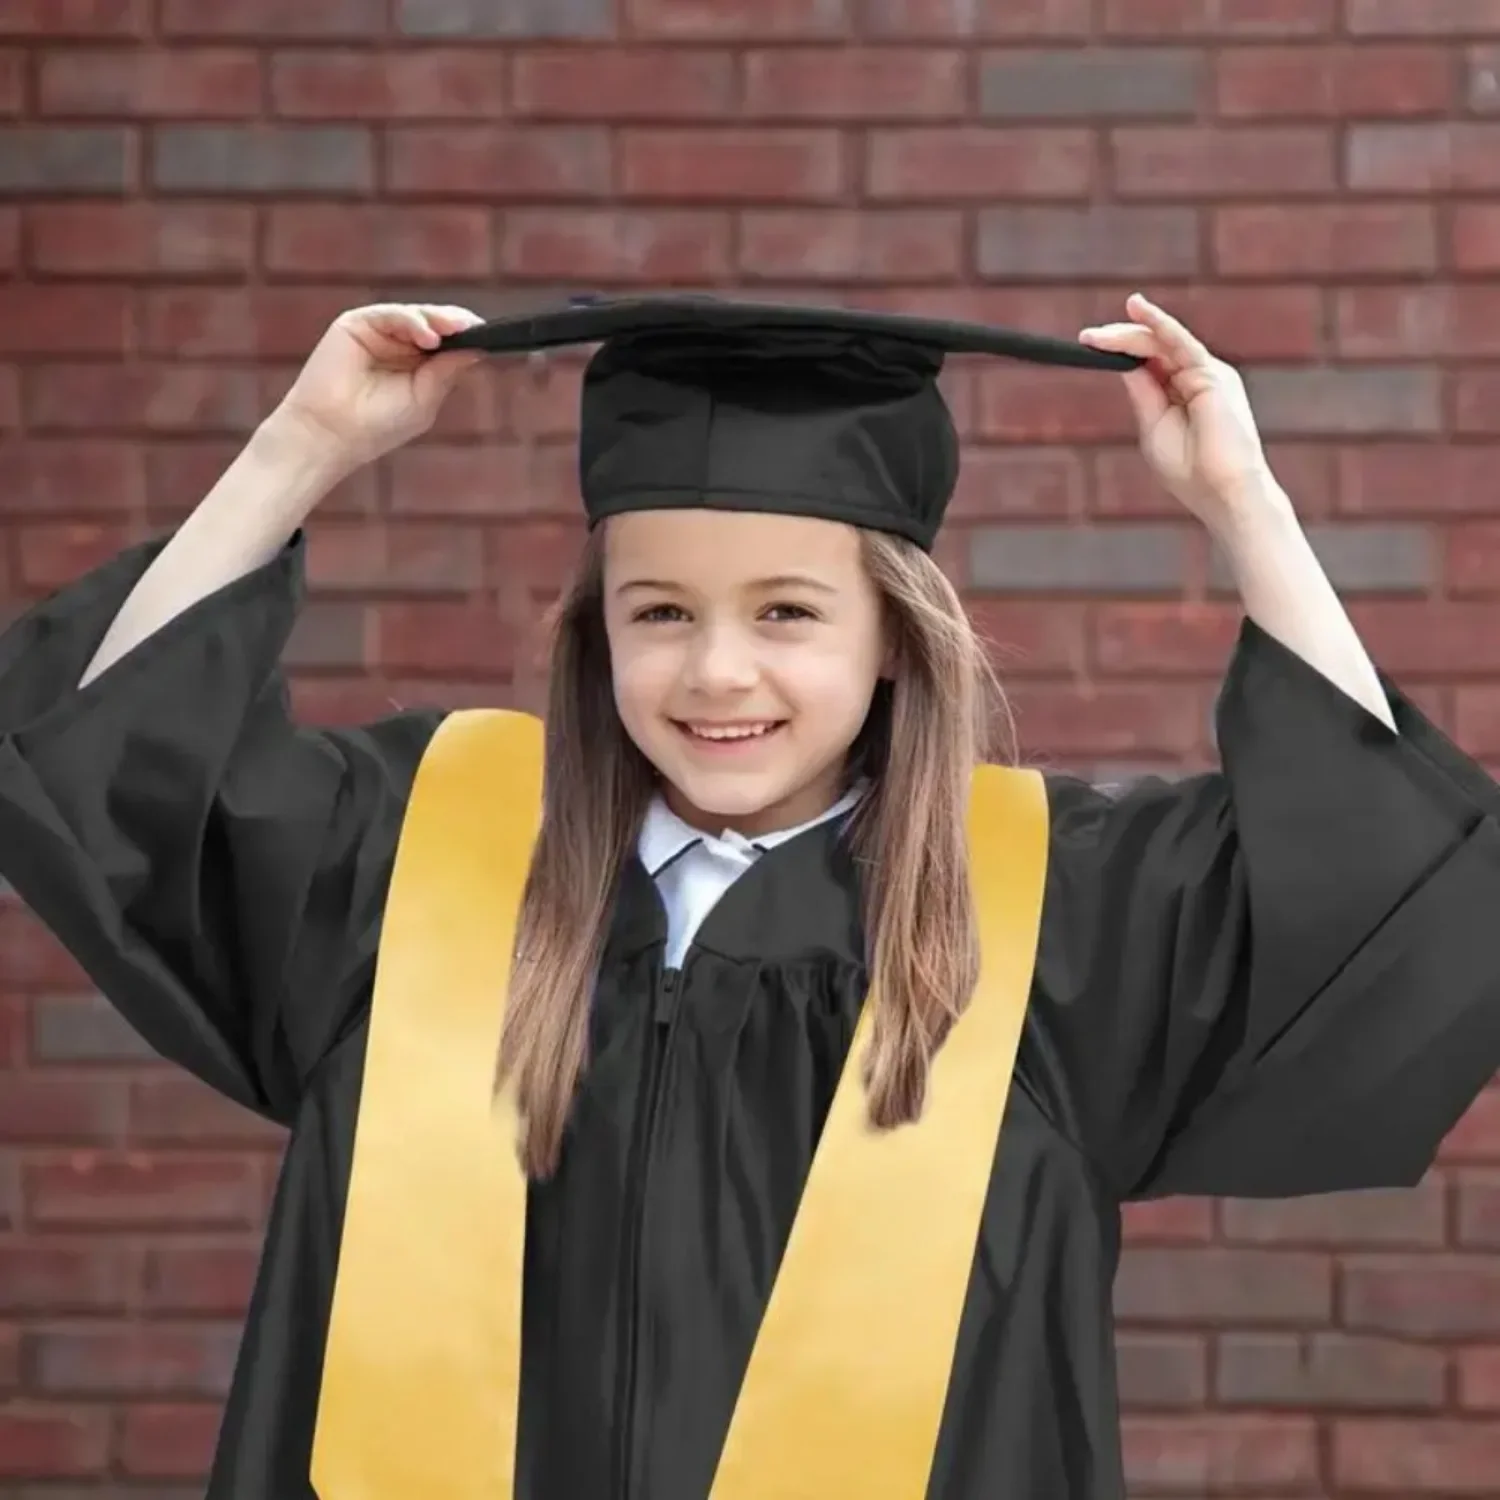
[{"xmin": 638, "ymin": 784, "xmax": 864, "ymax": 877}]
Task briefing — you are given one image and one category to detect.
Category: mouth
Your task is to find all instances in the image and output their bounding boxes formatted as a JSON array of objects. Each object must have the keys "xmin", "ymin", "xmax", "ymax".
[{"xmin": 673, "ymin": 719, "xmax": 787, "ymax": 749}]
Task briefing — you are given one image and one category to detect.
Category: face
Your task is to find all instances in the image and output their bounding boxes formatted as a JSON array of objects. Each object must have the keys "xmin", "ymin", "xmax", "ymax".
[{"xmin": 602, "ymin": 509, "xmax": 889, "ymax": 838}]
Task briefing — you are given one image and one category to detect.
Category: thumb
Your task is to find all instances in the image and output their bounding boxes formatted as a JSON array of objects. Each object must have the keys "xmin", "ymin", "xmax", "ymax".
[
  {"xmin": 414, "ymin": 347, "xmax": 485, "ymax": 403},
  {"xmin": 1120, "ymin": 367, "xmax": 1172, "ymax": 435}
]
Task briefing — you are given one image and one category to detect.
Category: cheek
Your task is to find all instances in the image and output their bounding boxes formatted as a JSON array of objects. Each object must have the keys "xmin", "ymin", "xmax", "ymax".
[{"xmin": 609, "ymin": 637, "xmax": 679, "ymax": 723}]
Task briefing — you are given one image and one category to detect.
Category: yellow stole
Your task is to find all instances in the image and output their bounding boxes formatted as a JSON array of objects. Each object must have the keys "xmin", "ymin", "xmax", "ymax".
[{"xmin": 310, "ymin": 709, "xmax": 1050, "ymax": 1499}]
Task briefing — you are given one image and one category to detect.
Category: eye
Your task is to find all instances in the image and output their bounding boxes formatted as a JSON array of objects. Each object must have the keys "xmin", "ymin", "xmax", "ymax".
[
  {"xmin": 632, "ymin": 603, "xmax": 688, "ymax": 624},
  {"xmin": 763, "ymin": 602, "xmax": 818, "ymax": 623}
]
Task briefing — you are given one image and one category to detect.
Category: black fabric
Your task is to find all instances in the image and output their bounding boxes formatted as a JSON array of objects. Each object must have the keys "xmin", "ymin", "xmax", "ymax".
[
  {"xmin": 436, "ymin": 294, "xmax": 1139, "ymax": 550},
  {"xmin": 2, "ymin": 540, "xmax": 1499, "ymax": 1500}
]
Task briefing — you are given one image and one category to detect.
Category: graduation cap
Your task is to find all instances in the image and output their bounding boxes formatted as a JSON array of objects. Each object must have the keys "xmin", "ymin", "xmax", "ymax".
[{"xmin": 437, "ymin": 294, "xmax": 1139, "ymax": 552}]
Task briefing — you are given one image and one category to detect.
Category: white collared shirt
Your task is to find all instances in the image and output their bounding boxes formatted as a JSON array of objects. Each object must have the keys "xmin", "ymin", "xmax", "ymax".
[{"xmin": 638, "ymin": 787, "xmax": 863, "ymax": 968}]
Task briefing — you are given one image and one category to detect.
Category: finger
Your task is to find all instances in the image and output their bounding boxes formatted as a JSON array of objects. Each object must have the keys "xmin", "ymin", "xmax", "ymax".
[
  {"xmin": 421, "ymin": 305, "xmax": 487, "ymax": 336},
  {"xmin": 1126, "ymin": 294, "xmax": 1212, "ymax": 369},
  {"xmin": 1120, "ymin": 366, "xmax": 1173, "ymax": 432},
  {"xmin": 361, "ymin": 304, "xmax": 441, "ymax": 351},
  {"xmin": 1079, "ymin": 323, "xmax": 1162, "ymax": 360}
]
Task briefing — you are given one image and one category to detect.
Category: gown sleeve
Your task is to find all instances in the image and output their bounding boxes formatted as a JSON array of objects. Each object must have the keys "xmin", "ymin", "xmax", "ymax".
[
  {"xmin": 1029, "ymin": 617, "xmax": 1500, "ymax": 1201},
  {"xmin": 0, "ymin": 534, "xmax": 443, "ymax": 1126}
]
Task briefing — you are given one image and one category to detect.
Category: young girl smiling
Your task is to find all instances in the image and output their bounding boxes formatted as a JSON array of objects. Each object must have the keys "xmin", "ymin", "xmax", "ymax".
[{"xmin": 1, "ymin": 292, "xmax": 1497, "ymax": 1500}]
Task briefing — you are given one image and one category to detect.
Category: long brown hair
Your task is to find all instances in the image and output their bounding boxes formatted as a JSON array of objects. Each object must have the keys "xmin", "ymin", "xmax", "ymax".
[{"xmin": 499, "ymin": 524, "xmax": 1010, "ymax": 1177}]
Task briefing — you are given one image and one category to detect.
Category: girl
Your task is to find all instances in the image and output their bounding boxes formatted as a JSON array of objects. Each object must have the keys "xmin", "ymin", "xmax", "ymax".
[{"xmin": 1, "ymin": 292, "xmax": 1497, "ymax": 1500}]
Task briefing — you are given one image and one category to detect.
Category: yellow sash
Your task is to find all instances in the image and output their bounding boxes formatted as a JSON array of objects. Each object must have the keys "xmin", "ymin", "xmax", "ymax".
[{"xmin": 311, "ymin": 709, "xmax": 1049, "ymax": 1499}]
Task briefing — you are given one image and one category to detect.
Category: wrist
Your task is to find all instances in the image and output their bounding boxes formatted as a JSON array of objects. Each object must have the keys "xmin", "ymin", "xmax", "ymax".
[
  {"xmin": 1202, "ymin": 468, "xmax": 1298, "ymax": 550},
  {"xmin": 252, "ymin": 406, "xmax": 364, "ymax": 494}
]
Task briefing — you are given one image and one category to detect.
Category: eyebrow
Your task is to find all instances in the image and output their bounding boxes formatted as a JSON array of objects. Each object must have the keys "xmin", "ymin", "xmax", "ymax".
[{"xmin": 613, "ymin": 574, "xmax": 839, "ymax": 596}]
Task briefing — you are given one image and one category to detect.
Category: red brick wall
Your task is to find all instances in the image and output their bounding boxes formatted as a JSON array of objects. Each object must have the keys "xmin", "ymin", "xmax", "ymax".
[{"xmin": 3, "ymin": 1, "xmax": 1500, "ymax": 1495}]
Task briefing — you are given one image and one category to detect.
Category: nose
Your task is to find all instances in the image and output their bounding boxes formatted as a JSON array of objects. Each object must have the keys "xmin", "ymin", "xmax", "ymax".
[{"xmin": 682, "ymin": 620, "xmax": 759, "ymax": 695}]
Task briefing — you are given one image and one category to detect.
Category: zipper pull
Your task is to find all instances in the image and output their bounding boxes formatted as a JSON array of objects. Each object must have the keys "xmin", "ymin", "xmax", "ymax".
[{"xmin": 655, "ymin": 967, "xmax": 681, "ymax": 1026}]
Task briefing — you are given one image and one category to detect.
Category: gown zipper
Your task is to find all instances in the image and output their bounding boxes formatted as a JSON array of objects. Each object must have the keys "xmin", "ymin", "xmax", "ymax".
[{"xmin": 615, "ymin": 960, "xmax": 682, "ymax": 1500}]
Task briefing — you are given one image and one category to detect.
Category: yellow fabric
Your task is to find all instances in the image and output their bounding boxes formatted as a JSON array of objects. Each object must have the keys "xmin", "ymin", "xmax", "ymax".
[{"xmin": 312, "ymin": 709, "xmax": 1050, "ymax": 1499}]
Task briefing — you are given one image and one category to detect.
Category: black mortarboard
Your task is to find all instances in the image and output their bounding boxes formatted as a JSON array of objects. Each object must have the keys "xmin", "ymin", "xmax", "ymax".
[{"xmin": 437, "ymin": 295, "xmax": 1139, "ymax": 552}]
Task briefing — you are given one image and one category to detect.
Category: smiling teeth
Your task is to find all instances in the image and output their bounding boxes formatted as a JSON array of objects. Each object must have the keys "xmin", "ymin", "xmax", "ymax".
[{"xmin": 687, "ymin": 723, "xmax": 778, "ymax": 740}]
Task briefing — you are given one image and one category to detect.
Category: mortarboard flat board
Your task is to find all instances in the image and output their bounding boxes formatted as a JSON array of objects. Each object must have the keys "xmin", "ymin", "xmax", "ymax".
[{"xmin": 436, "ymin": 294, "xmax": 1140, "ymax": 552}]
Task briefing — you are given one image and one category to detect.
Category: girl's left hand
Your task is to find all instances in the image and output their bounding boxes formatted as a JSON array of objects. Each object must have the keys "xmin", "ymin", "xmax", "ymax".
[{"xmin": 1079, "ymin": 294, "xmax": 1279, "ymax": 532}]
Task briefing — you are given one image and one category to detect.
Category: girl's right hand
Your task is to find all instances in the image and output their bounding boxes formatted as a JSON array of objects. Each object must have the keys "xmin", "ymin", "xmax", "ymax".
[{"xmin": 269, "ymin": 302, "xmax": 487, "ymax": 472}]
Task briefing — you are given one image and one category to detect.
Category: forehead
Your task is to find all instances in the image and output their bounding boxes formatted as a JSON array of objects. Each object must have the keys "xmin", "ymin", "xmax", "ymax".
[{"xmin": 602, "ymin": 509, "xmax": 864, "ymax": 584}]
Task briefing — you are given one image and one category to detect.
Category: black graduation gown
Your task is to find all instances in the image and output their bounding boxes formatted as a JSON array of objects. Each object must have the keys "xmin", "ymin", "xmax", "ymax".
[{"xmin": 2, "ymin": 533, "xmax": 1499, "ymax": 1500}]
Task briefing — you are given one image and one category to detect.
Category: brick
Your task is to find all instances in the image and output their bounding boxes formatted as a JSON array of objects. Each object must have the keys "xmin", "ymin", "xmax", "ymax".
[
  {"xmin": 153, "ymin": 125, "xmax": 373, "ymax": 194},
  {"xmin": 1210, "ymin": 523, "xmax": 1432, "ymax": 595},
  {"xmin": 981, "ymin": 47, "xmax": 1202, "ymax": 118},
  {"xmin": 4, "ymin": 438, "xmax": 146, "ymax": 513},
  {"xmin": 1339, "ymin": 444, "xmax": 1500, "ymax": 519},
  {"xmin": 627, "ymin": 0, "xmax": 848, "ymax": 35},
  {"xmin": 1455, "ymin": 686, "xmax": 1500, "ymax": 754},
  {"xmin": 1218, "ymin": 43, "xmax": 1454, "ymax": 117},
  {"xmin": 513, "ymin": 46, "xmax": 735, "ymax": 119},
  {"xmin": 739, "ymin": 208, "xmax": 961, "ymax": 283},
  {"xmin": 1459, "ymin": 1348, "xmax": 1500, "ymax": 1410},
  {"xmin": 744, "ymin": 47, "xmax": 967, "ymax": 118},
  {"xmin": 26, "ymin": 364, "xmax": 264, "ymax": 434},
  {"xmin": 0, "ymin": 286, "xmax": 132, "ymax": 356},
  {"xmin": 0, "ymin": 996, "xmax": 21, "ymax": 1066},
  {"xmin": 160, "ymin": 0, "xmax": 386, "ymax": 33},
  {"xmin": 1454, "ymin": 368, "xmax": 1500, "ymax": 436},
  {"xmin": 1334, "ymin": 1420, "xmax": 1500, "ymax": 1493},
  {"xmin": 389, "ymin": 445, "xmax": 577, "ymax": 518},
  {"xmin": 1348, "ymin": 123, "xmax": 1500, "ymax": 190},
  {"xmin": 0, "ymin": 1409, "xmax": 110, "ymax": 1478},
  {"xmin": 26, "ymin": 202, "xmax": 255, "ymax": 277},
  {"xmin": 1112, "ymin": 125, "xmax": 1336, "ymax": 196},
  {"xmin": 1349, "ymin": 0, "xmax": 1500, "ymax": 33},
  {"xmin": 1004, "ymin": 681, "xmax": 1207, "ymax": 758},
  {"xmin": 0, "ymin": 207, "xmax": 17, "ymax": 268},
  {"xmin": 118, "ymin": 1404, "xmax": 222, "ymax": 1478},
  {"xmin": 620, "ymin": 128, "xmax": 845, "ymax": 201},
  {"xmin": 1102, "ymin": 0, "xmax": 1336, "ymax": 33},
  {"xmin": 968, "ymin": 524, "xmax": 1186, "ymax": 594},
  {"xmin": 1158, "ymin": 287, "xmax": 1328, "ymax": 361},
  {"xmin": 1453, "ymin": 203, "xmax": 1500, "ymax": 269},
  {"xmin": 0, "ymin": 0, "xmax": 147, "ymax": 34},
  {"xmin": 1115, "ymin": 1334, "xmax": 1208, "ymax": 1408},
  {"xmin": 1471, "ymin": 47, "xmax": 1500, "ymax": 112},
  {"xmin": 272, "ymin": 49, "xmax": 508, "ymax": 120},
  {"xmin": 964, "ymin": 598, "xmax": 1087, "ymax": 676},
  {"xmin": 1114, "ymin": 1248, "xmax": 1332, "ymax": 1323},
  {"xmin": 1337, "ymin": 285, "xmax": 1500, "ymax": 359},
  {"xmin": 863, "ymin": 0, "xmax": 1092, "ymax": 35},
  {"xmin": 1243, "ymin": 367, "xmax": 1439, "ymax": 437},
  {"xmin": 285, "ymin": 601, "xmax": 368, "ymax": 670},
  {"xmin": 867, "ymin": 126, "xmax": 1093, "ymax": 199},
  {"xmin": 0, "ymin": 908, "xmax": 87, "ymax": 988},
  {"xmin": 1222, "ymin": 1181, "xmax": 1446, "ymax": 1246},
  {"xmin": 24, "ymin": 1154, "xmax": 264, "ymax": 1230},
  {"xmin": 0, "ymin": 1242, "xmax": 135, "ymax": 1314},
  {"xmin": 0, "ymin": 1324, "xmax": 17, "ymax": 1390},
  {"xmin": 148, "ymin": 437, "xmax": 376, "ymax": 523},
  {"xmin": 1093, "ymin": 603, "xmax": 1243, "ymax": 676},
  {"xmin": 0, "ymin": 127, "xmax": 130, "ymax": 192},
  {"xmin": 305, "ymin": 520, "xmax": 485, "ymax": 594},
  {"xmin": 950, "ymin": 447, "xmax": 1086, "ymax": 521},
  {"xmin": 1214, "ymin": 203, "xmax": 1437, "ymax": 277},
  {"xmin": 143, "ymin": 1245, "xmax": 260, "ymax": 1315},
  {"xmin": 1342, "ymin": 1255, "xmax": 1500, "ymax": 1337},
  {"xmin": 502, "ymin": 208, "xmax": 730, "ymax": 282},
  {"xmin": 30, "ymin": 1326, "xmax": 241, "ymax": 1398},
  {"xmin": 1120, "ymin": 1416, "xmax": 1319, "ymax": 1492},
  {"xmin": 128, "ymin": 1077, "xmax": 282, "ymax": 1147},
  {"xmin": 0, "ymin": 1073, "xmax": 128, "ymax": 1144},
  {"xmin": 0, "ymin": 49, "xmax": 25, "ymax": 114},
  {"xmin": 373, "ymin": 600, "xmax": 515, "ymax": 677},
  {"xmin": 1349, "ymin": 601, "xmax": 1500, "ymax": 676},
  {"xmin": 1217, "ymin": 1333, "xmax": 1446, "ymax": 1409},
  {"xmin": 30, "ymin": 994, "xmax": 158, "ymax": 1063},
  {"xmin": 37, "ymin": 48, "xmax": 262, "ymax": 117},
  {"xmin": 141, "ymin": 288, "xmax": 358, "ymax": 359},
  {"xmin": 978, "ymin": 205, "xmax": 1199, "ymax": 279},
  {"xmin": 387, "ymin": 126, "xmax": 610, "ymax": 198},
  {"xmin": 1455, "ymin": 1168, "xmax": 1500, "ymax": 1248},
  {"xmin": 978, "ymin": 366, "xmax": 1137, "ymax": 442},
  {"xmin": 0, "ymin": 1153, "xmax": 16, "ymax": 1230},
  {"xmin": 398, "ymin": 0, "xmax": 614, "ymax": 35},
  {"xmin": 265, "ymin": 204, "xmax": 489, "ymax": 280}
]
